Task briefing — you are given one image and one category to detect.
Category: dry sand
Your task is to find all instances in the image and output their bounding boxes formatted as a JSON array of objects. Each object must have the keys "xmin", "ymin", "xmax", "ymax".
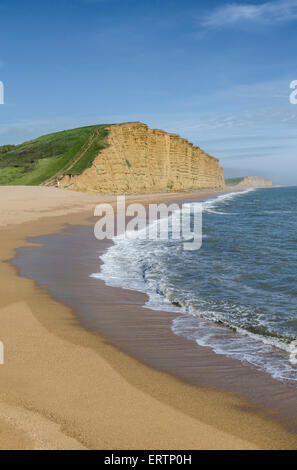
[{"xmin": 0, "ymin": 185, "xmax": 296, "ymax": 450}]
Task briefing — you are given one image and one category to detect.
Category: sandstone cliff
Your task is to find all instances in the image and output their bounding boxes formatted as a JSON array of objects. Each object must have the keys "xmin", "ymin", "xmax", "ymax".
[
  {"xmin": 227, "ymin": 176, "xmax": 273, "ymax": 189},
  {"xmin": 60, "ymin": 122, "xmax": 225, "ymax": 193}
]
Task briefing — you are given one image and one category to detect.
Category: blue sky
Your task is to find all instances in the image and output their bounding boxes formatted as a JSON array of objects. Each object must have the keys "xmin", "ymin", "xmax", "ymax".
[{"xmin": 0, "ymin": 0, "xmax": 297, "ymax": 184}]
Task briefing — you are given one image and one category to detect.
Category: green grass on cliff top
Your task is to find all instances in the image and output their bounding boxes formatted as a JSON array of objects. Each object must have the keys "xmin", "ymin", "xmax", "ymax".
[{"xmin": 0, "ymin": 124, "xmax": 111, "ymax": 186}]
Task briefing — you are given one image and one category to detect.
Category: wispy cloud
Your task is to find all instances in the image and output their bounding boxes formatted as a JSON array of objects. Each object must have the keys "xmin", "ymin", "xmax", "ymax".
[{"xmin": 200, "ymin": 0, "xmax": 297, "ymax": 28}]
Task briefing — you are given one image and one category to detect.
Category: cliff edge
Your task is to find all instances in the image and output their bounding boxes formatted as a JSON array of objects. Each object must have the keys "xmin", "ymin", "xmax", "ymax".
[{"xmin": 60, "ymin": 122, "xmax": 225, "ymax": 193}]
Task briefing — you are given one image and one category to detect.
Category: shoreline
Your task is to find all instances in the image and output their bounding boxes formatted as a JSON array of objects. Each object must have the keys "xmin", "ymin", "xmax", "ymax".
[{"xmin": 0, "ymin": 186, "xmax": 296, "ymax": 449}]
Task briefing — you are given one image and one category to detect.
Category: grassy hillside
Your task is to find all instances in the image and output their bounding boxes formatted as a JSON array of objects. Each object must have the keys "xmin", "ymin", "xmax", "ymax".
[
  {"xmin": 225, "ymin": 177, "xmax": 245, "ymax": 186},
  {"xmin": 0, "ymin": 124, "xmax": 111, "ymax": 186}
]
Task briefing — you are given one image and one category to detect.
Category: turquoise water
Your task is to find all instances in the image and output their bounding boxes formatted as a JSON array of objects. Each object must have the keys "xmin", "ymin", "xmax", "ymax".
[{"xmin": 93, "ymin": 187, "xmax": 297, "ymax": 383}]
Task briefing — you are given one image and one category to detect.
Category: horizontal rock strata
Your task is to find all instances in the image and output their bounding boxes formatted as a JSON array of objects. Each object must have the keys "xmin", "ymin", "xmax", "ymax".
[{"xmin": 60, "ymin": 122, "xmax": 225, "ymax": 193}]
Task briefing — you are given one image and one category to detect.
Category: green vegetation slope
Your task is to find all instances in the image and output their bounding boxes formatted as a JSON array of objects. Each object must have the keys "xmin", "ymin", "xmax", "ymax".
[{"xmin": 0, "ymin": 124, "xmax": 110, "ymax": 186}]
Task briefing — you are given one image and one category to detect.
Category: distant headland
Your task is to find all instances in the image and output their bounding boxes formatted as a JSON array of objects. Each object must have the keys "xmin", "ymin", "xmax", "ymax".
[{"xmin": 225, "ymin": 176, "xmax": 273, "ymax": 189}]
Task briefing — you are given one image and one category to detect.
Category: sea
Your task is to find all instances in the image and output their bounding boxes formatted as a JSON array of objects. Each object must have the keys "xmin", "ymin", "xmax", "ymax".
[{"xmin": 91, "ymin": 186, "xmax": 297, "ymax": 385}]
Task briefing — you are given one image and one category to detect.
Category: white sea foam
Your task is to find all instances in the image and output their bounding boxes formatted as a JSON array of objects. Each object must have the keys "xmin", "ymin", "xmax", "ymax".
[{"xmin": 202, "ymin": 188, "xmax": 255, "ymax": 214}]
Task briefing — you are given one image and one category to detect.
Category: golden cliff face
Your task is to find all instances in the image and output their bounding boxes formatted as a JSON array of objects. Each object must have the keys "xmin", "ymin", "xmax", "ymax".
[{"xmin": 60, "ymin": 122, "xmax": 225, "ymax": 193}]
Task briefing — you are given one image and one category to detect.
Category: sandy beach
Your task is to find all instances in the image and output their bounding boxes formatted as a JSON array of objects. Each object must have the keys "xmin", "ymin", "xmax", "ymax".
[{"xmin": 0, "ymin": 185, "xmax": 296, "ymax": 450}]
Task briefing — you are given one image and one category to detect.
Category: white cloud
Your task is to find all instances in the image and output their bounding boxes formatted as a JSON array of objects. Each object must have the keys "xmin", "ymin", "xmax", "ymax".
[{"xmin": 200, "ymin": 0, "xmax": 297, "ymax": 28}]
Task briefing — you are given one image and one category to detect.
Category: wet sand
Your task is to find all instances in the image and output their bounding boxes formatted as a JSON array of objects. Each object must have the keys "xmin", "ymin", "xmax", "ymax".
[
  {"xmin": 0, "ymin": 186, "xmax": 297, "ymax": 449},
  {"xmin": 14, "ymin": 223, "xmax": 297, "ymax": 430}
]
